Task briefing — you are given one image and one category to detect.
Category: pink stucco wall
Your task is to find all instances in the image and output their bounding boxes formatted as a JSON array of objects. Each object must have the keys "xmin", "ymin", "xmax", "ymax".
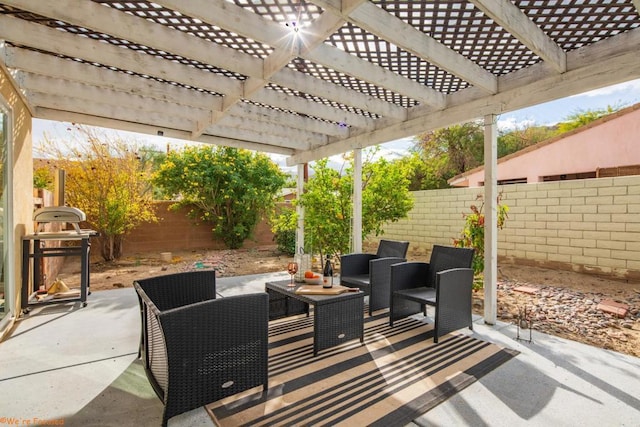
[{"xmin": 454, "ymin": 104, "xmax": 640, "ymax": 187}]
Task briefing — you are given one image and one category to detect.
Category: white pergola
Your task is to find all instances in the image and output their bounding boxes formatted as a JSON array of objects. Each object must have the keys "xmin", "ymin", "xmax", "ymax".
[{"xmin": 1, "ymin": 0, "xmax": 639, "ymax": 323}]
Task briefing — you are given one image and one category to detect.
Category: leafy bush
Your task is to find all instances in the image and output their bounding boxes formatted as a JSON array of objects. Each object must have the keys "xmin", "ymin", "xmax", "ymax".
[
  {"xmin": 271, "ymin": 207, "xmax": 296, "ymax": 255},
  {"xmin": 153, "ymin": 146, "xmax": 286, "ymax": 249},
  {"xmin": 33, "ymin": 167, "xmax": 53, "ymax": 190}
]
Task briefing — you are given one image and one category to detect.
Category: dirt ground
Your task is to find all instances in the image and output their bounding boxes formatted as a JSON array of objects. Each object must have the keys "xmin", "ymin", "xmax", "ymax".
[{"xmin": 58, "ymin": 247, "xmax": 640, "ymax": 358}]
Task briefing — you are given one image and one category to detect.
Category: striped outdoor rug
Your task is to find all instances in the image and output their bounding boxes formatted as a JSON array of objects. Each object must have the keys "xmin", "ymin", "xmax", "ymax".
[{"xmin": 207, "ymin": 310, "xmax": 517, "ymax": 427}]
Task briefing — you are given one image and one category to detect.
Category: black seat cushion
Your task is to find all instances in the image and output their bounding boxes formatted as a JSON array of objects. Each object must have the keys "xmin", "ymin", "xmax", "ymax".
[
  {"xmin": 394, "ymin": 287, "xmax": 436, "ymax": 305},
  {"xmin": 341, "ymin": 274, "xmax": 370, "ymax": 289}
]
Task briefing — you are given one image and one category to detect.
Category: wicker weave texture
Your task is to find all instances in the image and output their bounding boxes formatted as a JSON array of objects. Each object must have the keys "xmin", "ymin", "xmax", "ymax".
[
  {"xmin": 341, "ymin": 240, "xmax": 409, "ymax": 315},
  {"xmin": 134, "ymin": 271, "xmax": 268, "ymax": 426},
  {"xmin": 266, "ymin": 287, "xmax": 309, "ymax": 320},
  {"xmin": 434, "ymin": 268, "xmax": 474, "ymax": 343},
  {"xmin": 266, "ymin": 280, "xmax": 365, "ymax": 356},
  {"xmin": 389, "ymin": 245, "xmax": 475, "ymax": 342},
  {"xmin": 314, "ymin": 295, "xmax": 364, "ymax": 355}
]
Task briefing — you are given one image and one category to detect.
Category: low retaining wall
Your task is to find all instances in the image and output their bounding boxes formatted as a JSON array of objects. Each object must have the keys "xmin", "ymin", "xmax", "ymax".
[
  {"xmin": 378, "ymin": 175, "xmax": 640, "ymax": 282},
  {"xmin": 122, "ymin": 201, "xmax": 275, "ymax": 256}
]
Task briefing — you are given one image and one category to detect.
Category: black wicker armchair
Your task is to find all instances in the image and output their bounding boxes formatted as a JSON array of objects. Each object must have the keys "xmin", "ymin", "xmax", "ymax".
[
  {"xmin": 340, "ymin": 239, "xmax": 409, "ymax": 315},
  {"xmin": 134, "ymin": 271, "xmax": 269, "ymax": 426},
  {"xmin": 389, "ymin": 245, "xmax": 475, "ymax": 342}
]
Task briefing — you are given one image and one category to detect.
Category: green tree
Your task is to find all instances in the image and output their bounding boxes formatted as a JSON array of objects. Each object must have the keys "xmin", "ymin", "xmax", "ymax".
[
  {"xmin": 38, "ymin": 125, "xmax": 158, "ymax": 261},
  {"xmin": 411, "ymin": 120, "xmax": 561, "ymax": 190},
  {"xmin": 153, "ymin": 145, "xmax": 286, "ymax": 249},
  {"xmin": 498, "ymin": 124, "xmax": 558, "ymax": 158},
  {"xmin": 412, "ymin": 122, "xmax": 484, "ymax": 189},
  {"xmin": 290, "ymin": 152, "xmax": 413, "ymax": 260},
  {"xmin": 557, "ymin": 104, "xmax": 623, "ymax": 133}
]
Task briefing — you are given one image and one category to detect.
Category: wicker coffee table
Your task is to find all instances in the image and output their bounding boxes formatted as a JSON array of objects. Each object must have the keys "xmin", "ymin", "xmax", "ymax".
[{"xmin": 265, "ymin": 280, "xmax": 364, "ymax": 356}]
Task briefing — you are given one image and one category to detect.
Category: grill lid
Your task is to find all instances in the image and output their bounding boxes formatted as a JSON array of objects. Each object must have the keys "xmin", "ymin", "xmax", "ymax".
[
  {"xmin": 33, "ymin": 207, "xmax": 87, "ymax": 234},
  {"xmin": 34, "ymin": 206, "xmax": 86, "ymax": 223}
]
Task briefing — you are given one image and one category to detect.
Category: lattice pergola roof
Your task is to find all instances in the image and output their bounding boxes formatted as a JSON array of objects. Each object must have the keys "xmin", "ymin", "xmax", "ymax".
[{"xmin": 1, "ymin": 0, "xmax": 639, "ymax": 165}]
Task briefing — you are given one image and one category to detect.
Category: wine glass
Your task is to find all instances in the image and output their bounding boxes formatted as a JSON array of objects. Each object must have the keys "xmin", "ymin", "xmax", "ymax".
[{"xmin": 287, "ymin": 262, "xmax": 298, "ymax": 287}]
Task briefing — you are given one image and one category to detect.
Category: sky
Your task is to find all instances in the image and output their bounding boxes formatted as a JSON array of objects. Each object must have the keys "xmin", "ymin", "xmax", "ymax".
[
  {"xmin": 33, "ymin": 77, "xmax": 640, "ymax": 174},
  {"xmin": 378, "ymin": 77, "xmax": 640, "ymax": 155}
]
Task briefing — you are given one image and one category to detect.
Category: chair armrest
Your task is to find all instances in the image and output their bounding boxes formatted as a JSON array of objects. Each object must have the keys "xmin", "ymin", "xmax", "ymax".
[
  {"xmin": 369, "ymin": 257, "xmax": 406, "ymax": 285},
  {"xmin": 434, "ymin": 268, "xmax": 474, "ymax": 342},
  {"xmin": 158, "ymin": 293, "xmax": 269, "ymax": 419},
  {"xmin": 390, "ymin": 262, "xmax": 431, "ymax": 293},
  {"xmin": 340, "ymin": 253, "xmax": 377, "ymax": 276}
]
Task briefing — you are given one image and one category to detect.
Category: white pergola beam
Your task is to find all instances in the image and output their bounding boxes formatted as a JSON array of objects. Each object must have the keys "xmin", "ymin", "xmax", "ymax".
[
  {"xmin": 0, "ymin": 41, "xmax": 373, "ymax": 139},
  {"xmin": 271, "ymin": 68, "xmax": 407, "ymax": 121},
  {"xmin": 251, "ymin": 88, "xmax": 374, "ymax": 130},
  {"xmin": 287, "ymin": 30, "xmax": 640, "ymax": 165},
  {"xmin": 230, "ymin": 102, "xmax": 349, "ymax": 138},
  {"xmin": 5, "ymin": 0, "xmax": 380, "ymax": 139},
  {"xmin": 313, "ymin": 0, "xmax": 498, "ymax": 94},
  {"xmin": 7, "ymin": 47, "xmax": 345, "ymax": 139},
  {"xmin": 0, "ymin": 15, "xmax": 242, "ymax": 98},
  {"xmin": 470, "ymin": 0, "xmax": 567, "ymax": 73},
  {"xmin": 205, "ymin": 125, "xmax": 312, "ymax": 151},
  {"xmin": 213, "ymin": 115, "xmax": 323, "ymax": 148},
  {"xmin": 158, "ymin": 0, "xmax": 441, "ymax": 109},
  {"xmin": 4, "ymin": 48, "xmax": 224, "ymax": 111},
  {"xmin": 195, "ymin": 8, "xmax": 350, "ymax": 138},
  {"xmin": 305, "ymin": 44, "xmax": 446, "ymax": 108},
  {"xmin": 3, "ymin": 0, "xmax": 263, "ymax": 79},
  {"xmin": 28, "ymin": 92, "xmax": 303, "ymax": 151},
  {"xmin": 17, "ymin": 71, "xmax": 324, "ymax": 148},
  {"xmin": 17, "ymin": 72, "xmax": 209, "ymax": 121},
  {"xmin": 36, "ymin": 108, "xmax": 294, "ymax": 155},
  {"xmin": 156, "ymin": 0, "xmax": 406, "ymax": 119}
]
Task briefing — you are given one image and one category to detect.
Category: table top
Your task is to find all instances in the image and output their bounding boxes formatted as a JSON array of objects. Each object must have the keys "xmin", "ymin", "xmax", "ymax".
[{"xmin": 266, "ymin": 279, "xmax": 363, "ymax": 305}]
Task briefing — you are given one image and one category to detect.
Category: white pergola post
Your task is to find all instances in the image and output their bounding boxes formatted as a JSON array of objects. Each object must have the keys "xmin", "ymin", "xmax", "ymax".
[
  {"xmin": 483, "ymin": 114, "xmax": 498, "ymax": 325},
  {"xmin": 352, "ymin": 148, "xmax": 363, "ymax": 253},
  {"xmin": 296, "ymin": 163, "xmax": 305, "ymax": 254}
]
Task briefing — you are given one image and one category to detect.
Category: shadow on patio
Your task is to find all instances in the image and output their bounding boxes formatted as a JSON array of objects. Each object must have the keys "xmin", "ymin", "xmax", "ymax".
[{"xmin": 1, "ymin": 272, "xmax": 639, "ymax": 426}]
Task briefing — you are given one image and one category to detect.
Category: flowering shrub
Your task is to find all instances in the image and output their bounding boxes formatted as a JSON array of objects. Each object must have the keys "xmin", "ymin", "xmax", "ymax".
[
  {"xmin": 153, "ymin": 146, "xmax": 286, "ymax": 249},
  {"xmin": 453, "ymin": 194, "xmax": 508, "ymax": 290}
]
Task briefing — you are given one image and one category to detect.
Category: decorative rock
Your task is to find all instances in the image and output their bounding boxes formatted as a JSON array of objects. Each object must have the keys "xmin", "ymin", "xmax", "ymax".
[
  {"xmin": 597, "ymin": 299, "xmax": 629, "ymax": 318},
  {"xmin": 514, "ymin": 286, "xmax": 538, "ymax": 295}
]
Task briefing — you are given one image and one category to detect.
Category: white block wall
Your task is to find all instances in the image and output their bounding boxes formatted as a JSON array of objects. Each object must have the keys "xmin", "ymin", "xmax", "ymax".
[{"xmin": 376, "ymin": 175, "xmax": 640, "ymax": 281}]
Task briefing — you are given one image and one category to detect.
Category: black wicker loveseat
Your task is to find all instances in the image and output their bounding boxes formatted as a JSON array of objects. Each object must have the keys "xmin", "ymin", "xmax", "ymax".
[{"xmin": 134, "ymin": 270, "xmax": 269, "ymax": 426}]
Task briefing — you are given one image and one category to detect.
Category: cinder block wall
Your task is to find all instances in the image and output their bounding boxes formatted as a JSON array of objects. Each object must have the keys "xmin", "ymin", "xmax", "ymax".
[
  {"xmin": 122, "ymin": 201, "xmax": 275, "ymax": 255},
  {"xmin": 377, "ymin": 175, "xmax": 640, "ymax": 282}
]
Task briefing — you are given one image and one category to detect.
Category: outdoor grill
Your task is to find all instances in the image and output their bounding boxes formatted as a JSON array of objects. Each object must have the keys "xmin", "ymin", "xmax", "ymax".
[
  {"xmin": 22, "ymin": 206, "xmax": 97, "ymax": 311},
  {"xmin": 33, "ymin": 206, "xmax": 87, "ymax": 235}
]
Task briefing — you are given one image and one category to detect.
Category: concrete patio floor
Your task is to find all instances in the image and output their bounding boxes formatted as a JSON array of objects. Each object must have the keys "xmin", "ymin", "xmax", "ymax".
[{"xmin": 1, "ymin": 271, "xmax": 639, "ymax": 426}]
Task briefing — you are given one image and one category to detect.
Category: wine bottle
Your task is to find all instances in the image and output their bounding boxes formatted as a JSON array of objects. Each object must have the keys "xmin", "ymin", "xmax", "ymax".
[{"xmin": 323, "ymin": 257, "xmax": 333, "ymax": 288}]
